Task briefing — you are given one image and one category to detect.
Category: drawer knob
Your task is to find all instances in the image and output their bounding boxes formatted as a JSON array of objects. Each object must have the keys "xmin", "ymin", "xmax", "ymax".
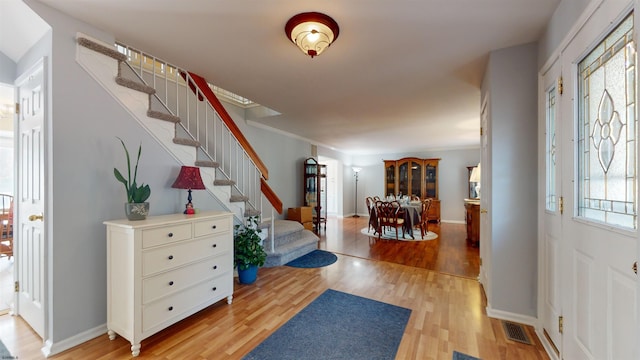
[
  {"xmin": 212, "ymin": 287, "xmax": 217, "ymax": 291},
  {"xmin": 168, "ymin": 232, "xmax": 174, "ymax": 237},
  {"xmin": 168, "ymin": 255, "xmax": 174, "ymax": 260},
  {"xmin": 212, "ymin": 225, "xmax": 217, "ymax": 229},
  {"xmin": 213, "ymin": 265, "xmax": 217, "ymax": 270},
  {"xmin": 212, "ymin": 244, "xmax": 217, "ymax": 248},
  {"xmin": 169, "ymin": 281, "xmax": 174, "ymax": 286},
  {"xmin": 168, "ymin": 306, "xmax": 174, "ymax": 311}
]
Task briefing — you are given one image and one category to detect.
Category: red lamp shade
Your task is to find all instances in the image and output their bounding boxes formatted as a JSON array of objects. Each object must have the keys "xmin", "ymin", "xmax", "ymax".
[
  {"xmin": 172, "ymin": 166, "xmax": 206, "ymax": 214},
  {"xmin": 172, "ymin": 166, "xmax": 206, "ymax": 190}
]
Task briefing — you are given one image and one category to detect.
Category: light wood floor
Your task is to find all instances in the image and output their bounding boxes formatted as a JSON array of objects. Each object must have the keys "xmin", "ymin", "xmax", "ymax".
[{"xmin": 0, "ymin": 217, "xmax": 549, "ymax": 360}]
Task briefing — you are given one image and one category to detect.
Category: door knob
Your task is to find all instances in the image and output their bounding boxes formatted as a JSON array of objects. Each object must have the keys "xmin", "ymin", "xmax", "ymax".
[
  {"xmin": 480, "ymin": 209, "xmax": 488, "ymax": 214},
  {"xmin": 29, "ymin": 213, "xmax": 44, "ymax": 221}
]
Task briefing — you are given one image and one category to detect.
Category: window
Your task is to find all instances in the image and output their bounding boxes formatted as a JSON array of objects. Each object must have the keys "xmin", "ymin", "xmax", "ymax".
[
  {"xmin": 546, "ymin": 84, "xmax": 557, "ymax": 212},
  {"xmin": 577, "ymin": 12, "xmax": 636, "ymax": 229}
]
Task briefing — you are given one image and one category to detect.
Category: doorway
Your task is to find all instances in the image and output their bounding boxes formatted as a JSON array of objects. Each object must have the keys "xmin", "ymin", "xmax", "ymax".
[{"xmin": 0, "ymin": 83, "xmax": 15, "ymax": 314}]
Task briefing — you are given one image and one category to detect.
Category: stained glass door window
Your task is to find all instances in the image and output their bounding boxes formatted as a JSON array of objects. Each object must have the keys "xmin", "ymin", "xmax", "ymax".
[
  {"xmin": 577, "ymin": 12, "xmax": 636, "ymax": 229},
  {"xmin": 546, "ymin": 84, "xmax": 557, "ymax": 212}
]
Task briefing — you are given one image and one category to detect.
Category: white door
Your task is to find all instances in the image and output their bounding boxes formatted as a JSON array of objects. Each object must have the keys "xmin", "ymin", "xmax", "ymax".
[
  {"xmin": 478, "ymin": 98, "xmax": 491, "ymax": 298},
  {"xmin": 540, "ymin": 58, "xmax": 563, "ymax": 357},
  {"xmin": 560, "ymin": 3, "xmax": 637, "ymax": 359},
  {"xmin": 15, "ymin": 58, "xmax": 46, "ymax": 338}
]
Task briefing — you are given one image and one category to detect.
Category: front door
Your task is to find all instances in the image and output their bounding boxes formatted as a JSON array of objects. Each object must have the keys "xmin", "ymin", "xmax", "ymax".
[
  {"xmin": 540, "ymin": 58, "xmax": 562, "ymax": 357},
  {"xmin": 15, "ymin": 58, "xmax": 46, "ymax": 338},
  {"xmin": 560, "ymin": 3, "xmax": 637, "ymax": 358}
]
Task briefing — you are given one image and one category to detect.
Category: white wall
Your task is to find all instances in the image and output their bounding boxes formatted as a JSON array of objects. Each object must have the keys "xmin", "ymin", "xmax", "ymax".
[
  {"xmin": 538, "ymin": 0, "xmax": 592, "ymax": 67},
  {"xmin": 482, "ymin": 43, "xmax": 538, "ymax": 318},
  {"xmin": 0, "ymin": 52, "xmax": 16, "ymax": 84}
]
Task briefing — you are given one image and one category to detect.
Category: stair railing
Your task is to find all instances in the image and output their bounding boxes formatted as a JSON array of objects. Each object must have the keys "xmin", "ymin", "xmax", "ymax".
[{"xmin": 115, "ymin": 43, "xmax": 281, "ymax": 217}]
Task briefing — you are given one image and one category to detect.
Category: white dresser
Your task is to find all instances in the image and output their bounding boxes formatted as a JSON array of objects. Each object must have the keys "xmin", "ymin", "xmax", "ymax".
[{"xmin": 104, "ymin": 211, "xmax": 234, "ymax": 357}]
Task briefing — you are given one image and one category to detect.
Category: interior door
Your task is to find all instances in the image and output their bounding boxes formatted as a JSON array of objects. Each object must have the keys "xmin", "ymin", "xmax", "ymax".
[
  {"xmin": 540, "ymin": 58, "xmax": 562, "ymax": 357},
  {"xmin": 479, "ymin": 98, "xmax": 491, "ymax": 297},
  {"xmin": 560, "ymin": 3, "xmax": 637, "ymax": 359},
  {"xmin": 15, "ymin": 58, "xmax": 46, "ymax": 338}
]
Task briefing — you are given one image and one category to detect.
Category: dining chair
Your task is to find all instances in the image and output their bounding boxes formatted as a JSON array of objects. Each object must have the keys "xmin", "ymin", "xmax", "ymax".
[
  {"xmin": 373, "ymin": 196, "xmax": 381, "ymax": 202},
  {"xmin": 365, "ymin": 197, "xmax": 376, "ymax": 232},
  {"xmin": 375, "ymin": 200, "xmax": 405, "ymax": 240},
  {"xmin": 418, "ymin": 199, "xmax": 432, "ymax": 238},
  {"xmin": 0, "ymin": 194, "xmax": 13, "ymax": 259}
]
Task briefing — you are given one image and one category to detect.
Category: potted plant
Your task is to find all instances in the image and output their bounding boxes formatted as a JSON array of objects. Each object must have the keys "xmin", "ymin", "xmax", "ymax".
[
  {"xmin": 234, "ymin": 216, "xmax": 267, "ymax": 284},
  {"xmin": 114, "ymin": 137, "xmax": 151, "ymax": 220}
]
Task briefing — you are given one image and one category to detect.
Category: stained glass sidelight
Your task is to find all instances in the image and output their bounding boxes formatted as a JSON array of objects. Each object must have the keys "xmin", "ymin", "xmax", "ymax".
[
  {"xmin": 577, "ymin": 12, "xmax": 636, "ymax": 229},
  {"xmin": 546, "ymin": 84, "xmax": 557, "ymax": 212}
]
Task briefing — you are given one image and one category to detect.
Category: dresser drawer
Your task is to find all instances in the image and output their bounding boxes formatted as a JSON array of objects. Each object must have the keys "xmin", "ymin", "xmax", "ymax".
[
  {"xmin": 142, "ymin": 235, "xmax": 231, "ymax": 276},
  {"xmin": 194, "ymin": 217, "xmax": 230, "ymax": 238},
  {"xmin": 142, "ymin": 277, "xmax": 232, "ymax": 333},
  {"xmin": 142, "ymin": 223, "xmax": 192, "ymax": 248},
  {"xmin": 142, "ymin": 254, "xmax": 232, "ymax": 304}
]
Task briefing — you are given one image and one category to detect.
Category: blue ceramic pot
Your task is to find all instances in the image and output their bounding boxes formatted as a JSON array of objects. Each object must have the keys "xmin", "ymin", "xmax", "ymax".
[{"xmin": 238, "ymin": 265, "xmax": 258, "ymax": 284}]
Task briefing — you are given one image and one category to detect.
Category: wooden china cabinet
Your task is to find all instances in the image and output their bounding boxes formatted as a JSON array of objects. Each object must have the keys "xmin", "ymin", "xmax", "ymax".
[
  {"xmin": 303, "ymin": 158, "xmax": 327, "ymax": 232},
  {"xmin": 383, "ymin": 157, "xmax": 441, "ymax": 222}
]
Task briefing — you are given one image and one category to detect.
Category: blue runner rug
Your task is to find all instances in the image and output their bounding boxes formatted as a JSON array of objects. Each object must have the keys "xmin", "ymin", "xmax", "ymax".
[
  {"xmin": 453, "ymin": 350, "xmax": 480, "ymax": 360},
  {"xmin": 243, "ymin": 289, "xmax": 411, "ymax": 360},
  {"xmin": 0, "ymin": 338, "xmax": 11, "ymax": 358},
  {"xmin": 285, "ymin": 249, "xmax": 337, "ymax": 268}
]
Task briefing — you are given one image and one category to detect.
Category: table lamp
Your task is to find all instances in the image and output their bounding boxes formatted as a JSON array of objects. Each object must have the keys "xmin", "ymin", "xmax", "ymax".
[{"xmin": 171, "ymin": 166, "xmax": 206, "ymax": 214}]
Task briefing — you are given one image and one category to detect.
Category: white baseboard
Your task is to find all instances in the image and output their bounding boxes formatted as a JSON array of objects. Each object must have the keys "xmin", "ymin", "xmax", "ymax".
[
  {"xmin": 485, "ymin": 305, "xmax": 538, "ymax": 327},
  {"xmin": 534, "ymin": 328, "xmax": 560, "ymax": 360},
  {"xmin": 42, "ymin": 323, "xmax": 106, "ymax": 357}
]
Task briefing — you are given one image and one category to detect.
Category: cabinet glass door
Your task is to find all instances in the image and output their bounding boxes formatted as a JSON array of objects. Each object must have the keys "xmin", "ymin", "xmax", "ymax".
[
  {"xmin": 385, "ymin": 163, "xmax": 396, "ymax": 197},
  {"xmin": 410, "ymin": 160, "xmax": 422, "ymax": 198},
  {"xmin": 398, "ymin": 161, "xmax": 409, "ymax": 197},
  {"xmin": 425, "ymin": 163, "xmax": 437, "ymax": 198}
]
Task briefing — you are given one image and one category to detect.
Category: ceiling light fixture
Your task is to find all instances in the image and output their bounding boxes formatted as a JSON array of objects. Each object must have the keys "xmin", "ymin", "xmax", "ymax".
[{"xmin": 285, "ymin": 12, "xmax": 340, "ymax": 58}]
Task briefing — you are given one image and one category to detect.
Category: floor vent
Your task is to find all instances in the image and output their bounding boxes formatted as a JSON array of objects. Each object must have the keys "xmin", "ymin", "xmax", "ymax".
[{"xmin": 501, "ymin": 321, "xmax": 532, "ymax": 345}]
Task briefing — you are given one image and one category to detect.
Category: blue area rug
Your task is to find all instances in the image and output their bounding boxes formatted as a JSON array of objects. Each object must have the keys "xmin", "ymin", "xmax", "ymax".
[
  {"xmin": 453, "ymin": 350, "xmax": 480, "ymax": 360},
  {"xmin": 243, "ymin": 289, "xmax": 411, "ymax": 360},
  {"xmin": 0, "ymin": 339, "xmax": 11, "ymax": 358},
  {"xmin": 285, "ymin": 249, "xmax": 337, "ymax": 268}
]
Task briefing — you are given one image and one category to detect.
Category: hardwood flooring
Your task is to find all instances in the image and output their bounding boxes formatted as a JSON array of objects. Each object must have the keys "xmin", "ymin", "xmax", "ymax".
[{"xmin": 0, "ymin": 217, "xmax": 548, "ymax": 360}]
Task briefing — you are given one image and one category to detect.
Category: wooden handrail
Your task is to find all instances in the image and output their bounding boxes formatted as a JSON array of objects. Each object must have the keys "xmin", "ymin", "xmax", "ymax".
[
  {"xmin": 261, "ymin": 178, "xmax": 283, "ymax": 214},
  {"xmin": 187, "ymin": 72, "xmax": 269, "ymax": 180}
]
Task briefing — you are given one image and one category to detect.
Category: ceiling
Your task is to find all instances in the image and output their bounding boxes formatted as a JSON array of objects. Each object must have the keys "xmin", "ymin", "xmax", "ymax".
[{"xmin": 3, "ymin": 0, "xmax": 560, "ymax": 155}]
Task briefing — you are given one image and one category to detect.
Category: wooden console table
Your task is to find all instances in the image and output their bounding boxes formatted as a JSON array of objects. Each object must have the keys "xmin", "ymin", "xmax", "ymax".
[{"xmin": 464, "ymin": 199, "xmax": 480, "ymax": 247}]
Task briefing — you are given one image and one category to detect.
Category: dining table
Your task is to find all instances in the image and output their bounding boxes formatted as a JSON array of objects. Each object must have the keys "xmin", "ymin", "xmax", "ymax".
[{"xmin": 370, "ymin": 200, "xmax": 423, "ymax": 239}]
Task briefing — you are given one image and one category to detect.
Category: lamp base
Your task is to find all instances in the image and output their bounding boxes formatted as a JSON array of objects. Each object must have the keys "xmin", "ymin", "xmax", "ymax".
[{"xmin": 183, "ymin": 201, "xmax": 195, "ymax": 215}]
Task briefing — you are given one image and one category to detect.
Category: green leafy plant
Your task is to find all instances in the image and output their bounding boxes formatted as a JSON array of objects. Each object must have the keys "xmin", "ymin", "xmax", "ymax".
[
  {"xmin": 234, "ymin": 216, "xmax": 267, "ymax": 271},
  {"xmin": 113, "ymin": 137, "xmax": 151, "ymax": 203}
]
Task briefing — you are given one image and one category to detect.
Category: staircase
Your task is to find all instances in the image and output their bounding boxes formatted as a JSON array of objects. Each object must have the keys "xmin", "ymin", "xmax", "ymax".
[
  {"xmin": 76, "ymin": 34, "xmax": 316, "ymax": 266},
  {"xmin": 260, "ymin": 220, "xmax": 319, "ymax": 267}
]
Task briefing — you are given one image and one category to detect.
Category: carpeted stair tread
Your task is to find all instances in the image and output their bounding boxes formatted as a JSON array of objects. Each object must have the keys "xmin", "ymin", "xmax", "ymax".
[
  {"xmin": 147, "ymin": 109, "xmax": 181, "ymax": 123},
  {"xmin": 244, "ymin": 209, "xmax": 261, "ymax": 217},
  {"xmin": 214, "ymin": 179, "xmax": 236, "ymax": 186},
  {"xmin": 273, "ymin": 220, "xmax": 304, "ymax": 237},
  {"xmin": 195, "ymin": 160, "xmax": 219, "ymax": 168},
  {"xmin": 172, "ymin": 138, "xmax": 200, "ymax": 147},
  {"xmin": 230, "ymin": 195, "xmax": 249, "ymax": 203},
  {"xmin": 115, "ymin": 77, "xmax": 156, "ymax": 95},
  {"xmin": 77, "ymin": 37, "xmax": 127, "ymax": 62},
  {"xmin": 261, "ymin": 220, "xmax": 320, "ymax": 267},
  {"xmin": 263, "ymin": 230, "xmax": 319, "ymax": 268}
]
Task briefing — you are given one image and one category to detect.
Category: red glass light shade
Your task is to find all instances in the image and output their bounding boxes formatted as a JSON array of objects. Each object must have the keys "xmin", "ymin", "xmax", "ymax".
[
  {"xmin": 285, "ymin": 12, "xmax": 340, "ymax": 58},
  {"xmin": 172, "ymin": 166, "xmax": 206, "ymax": 214}
]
